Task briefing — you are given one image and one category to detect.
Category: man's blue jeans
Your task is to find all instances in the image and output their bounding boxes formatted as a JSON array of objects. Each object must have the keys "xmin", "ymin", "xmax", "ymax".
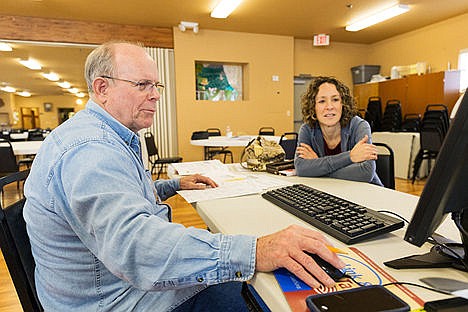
[{"xmin": 173, "ymin": 281, "xmax": 269, "ymax": 312}]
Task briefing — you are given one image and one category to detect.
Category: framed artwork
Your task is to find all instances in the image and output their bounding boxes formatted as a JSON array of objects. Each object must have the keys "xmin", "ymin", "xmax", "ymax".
[
  {"xmin": 195, "ymin": 61, "xmax": 244, "ymax": 101},
  {"xmin": 44, "ymin": 102, "xmax": 53, "ymax": 112}
]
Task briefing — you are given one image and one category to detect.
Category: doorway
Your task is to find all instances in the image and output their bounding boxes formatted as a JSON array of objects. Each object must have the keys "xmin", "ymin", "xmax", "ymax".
[
  {"xmin": 21, "ymin": 107, "xmax": 40, "ymax": 129},
  {"xmin": 58, "ymin": 108, "xmax": 75, "ymax": 124},
  {"xmin": 294, "ymin": 75, "xmax": 313, "ymax": 133}
]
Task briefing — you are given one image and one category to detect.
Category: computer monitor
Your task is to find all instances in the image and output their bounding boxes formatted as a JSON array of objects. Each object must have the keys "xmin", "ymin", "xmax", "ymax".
[{"xmin": 403, "ymin": 91, "xmax": 468, "ymax": 271}]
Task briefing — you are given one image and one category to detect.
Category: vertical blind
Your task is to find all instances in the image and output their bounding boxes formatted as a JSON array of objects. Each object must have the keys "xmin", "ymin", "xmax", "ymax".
[{"xmin": 140, "ymin": 47, "xmax": 178, "ymax": 170}]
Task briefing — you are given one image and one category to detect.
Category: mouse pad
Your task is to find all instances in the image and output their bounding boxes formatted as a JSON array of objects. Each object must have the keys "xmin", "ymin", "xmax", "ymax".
[{"xmin": 273, "ymin": 247, "xmax": 424, "ymax": 312}]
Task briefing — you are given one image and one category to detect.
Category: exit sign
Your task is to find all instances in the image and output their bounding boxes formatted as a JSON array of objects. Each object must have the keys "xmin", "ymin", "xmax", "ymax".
[{"xmin": 313, "ymin": 34, "xmax": 330, "ymax": 46}]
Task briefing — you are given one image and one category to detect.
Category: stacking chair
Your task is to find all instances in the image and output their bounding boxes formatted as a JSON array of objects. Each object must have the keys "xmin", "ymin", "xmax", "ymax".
[
  {"xmin": 279, "ymin": 132, "xmax": 298, "ymax": 160},
  {"xmin": 0, "ymin": 169, "xmax": 44, "ymax": 312},
  {"xmin": 411, "ymin": 104, "xmax": 449, "ymax": 183},
  {"xmin": 364, "ymin": 97, "xmax": 382, "ymax": 132},
  {"xmin": 401, "ymin": 114, "xmax": 421, "ymax": 132},
  {"xmin": 0, "ymin": 139, "xmax": 33, "ymax": 171},
  {"xmin": 374, "ymin": 143, "xmax": 395, "ymax": 189},
  {"xmin": 144, "ymin": 132, "xmax": 182, "ymax": 179},
  {"xmin": 27, "ymin": 129, "xmax": 45, "ymax": 141},
  {"xmin": 258, "ymin": 127, "xmax": 275, "ymax": 136},
  {"xmin": 380, "ymin": 100, "xmax": 402, "ymax": 132},
  {"xmin": 204, "ymin": 128, "xmax": 233, "ymax": 163}
]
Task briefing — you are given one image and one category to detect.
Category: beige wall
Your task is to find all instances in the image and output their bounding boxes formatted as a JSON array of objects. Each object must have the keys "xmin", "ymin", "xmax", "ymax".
[
  {"xmin": 174, "ymin": 29, "xmax": 294, "ymax": 162},
  {"xmin": 14, "ymin": 95, "xmax": 86, "ymax": 129},
  {"xmin": 367, "ymin": 13, "xmax": 468, "ymax": 76},
  {"xmin": 294, "ymin": 40, "xmax": 369, "ymax": 87}
]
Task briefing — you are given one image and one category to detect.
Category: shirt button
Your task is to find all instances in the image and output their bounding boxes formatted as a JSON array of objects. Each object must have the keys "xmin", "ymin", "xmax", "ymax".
[
  {"xmin": 197, "ymin": 277, "xmax": 204, "ymax": 282},
  {"xmin": 235, "ymin": 271, "xmax": 243, "ymax": 278}
]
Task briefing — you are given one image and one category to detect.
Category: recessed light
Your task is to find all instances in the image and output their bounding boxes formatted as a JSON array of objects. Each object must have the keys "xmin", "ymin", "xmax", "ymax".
[
  {"xmin": 18, "ymin": 58, "xmax": 42, "ymax": 70},
  {"xmin": 17, "ymin": 91, "xmax": 32, "ymax": 97},
  {"xmin": 1, "ymin": 86, "xmax": 16, "ymax": 93},
  {"xmin": 41, "ymin": 72, "xmax": 60, "ymax": 81},
  {"xmin": 57, "ymin": 81, "xmax": 71, "ymax": 89},
  {"xmin": 0, "ymin": 42, "xmax": 12, "ymax": 52}
]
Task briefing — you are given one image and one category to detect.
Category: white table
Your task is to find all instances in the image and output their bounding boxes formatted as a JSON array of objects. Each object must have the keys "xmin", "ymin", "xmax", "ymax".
[
  {"xmin": 190, "ymin": 135, "xmax": 280, "ymax": 147},
  {"xmin": 191, "ymin": 135, "xmax": 280, "ymax": 160},
  {"xmin": 196, "ymin": 175, "xmax": 467, "ymax": 311},
  {"xmin": 11, "ymin": 141, "xmax": 43, "ymax": 156},
  {"xmin": 372, "ymin": 132, "xmax": 425, "ymax": 179}
]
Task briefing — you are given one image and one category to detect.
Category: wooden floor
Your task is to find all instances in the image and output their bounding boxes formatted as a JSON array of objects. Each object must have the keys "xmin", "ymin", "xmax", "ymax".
[{"xmin": 0, "ymin": 176, "xmax": 426, "ymax": 312}]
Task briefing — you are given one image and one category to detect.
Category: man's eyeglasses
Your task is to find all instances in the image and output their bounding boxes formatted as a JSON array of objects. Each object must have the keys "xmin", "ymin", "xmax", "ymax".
[{"xmin": 101, "ymin": 76, "xmax": 165, "ymax": 93}]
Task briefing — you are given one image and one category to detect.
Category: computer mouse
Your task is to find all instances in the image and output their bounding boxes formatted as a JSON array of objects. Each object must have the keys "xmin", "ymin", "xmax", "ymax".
[{"xmin": 307, "ymin": 252, "xmax": 346, "ymax": 282}]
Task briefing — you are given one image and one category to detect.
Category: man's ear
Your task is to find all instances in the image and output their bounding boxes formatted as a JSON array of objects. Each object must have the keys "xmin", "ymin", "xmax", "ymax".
[{"xmin": 93, "ymin": 77, "xmax": 109, "ymax": 103}]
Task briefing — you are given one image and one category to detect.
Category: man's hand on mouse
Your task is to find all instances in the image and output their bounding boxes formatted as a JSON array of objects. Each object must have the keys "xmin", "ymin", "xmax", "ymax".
[{"xmin": 255, "ymin": 225, "xmax": 346, "ymax": 288}]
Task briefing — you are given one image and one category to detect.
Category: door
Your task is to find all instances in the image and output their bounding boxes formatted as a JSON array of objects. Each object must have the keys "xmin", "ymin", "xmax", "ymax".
[
  {"xmin": 294, "ymin": 76, "xmax": 312, "ymax": 133},
  {"xmin": 21, "ymin": 107, "xmax": 40, "ymax": 129}
]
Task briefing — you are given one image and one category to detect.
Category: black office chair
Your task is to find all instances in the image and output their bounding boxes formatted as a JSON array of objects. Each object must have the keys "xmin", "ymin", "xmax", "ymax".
[
  {"xmin": 258, "ymin": 127, "xmax": 275, "ymax": 136},
  {"xmin": 278, "ymin": 132, "xmax": 298, "ymax": 160},
  {"xmin": 144, "ymin": 132, "xmax": 182, "ymax": 179},
  {"xmin": 205, "ymin": 128, "xmax": 233, "ymax": 163},
  {"xmin": 374, "ymin": 143, "xmax": 395, "ymax": 189},
  {"xmin": 0, "ymin": 169, "xmax": 44, "ymax": 312}
]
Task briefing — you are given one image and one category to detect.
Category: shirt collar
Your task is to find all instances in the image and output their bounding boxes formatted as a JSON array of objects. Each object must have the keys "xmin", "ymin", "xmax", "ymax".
[{"xmin": 85, "ymin": 99, "xmax": 142, "ymax": 154}]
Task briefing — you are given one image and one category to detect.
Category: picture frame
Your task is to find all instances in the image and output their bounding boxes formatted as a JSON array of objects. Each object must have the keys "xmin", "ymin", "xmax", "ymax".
[{"xmin": 44, "ymin": 102, "xmax": 53, "ymax": 112}]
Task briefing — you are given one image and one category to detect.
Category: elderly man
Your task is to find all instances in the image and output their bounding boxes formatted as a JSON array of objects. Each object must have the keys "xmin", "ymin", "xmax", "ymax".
[{"xmin": 24, "ymin": 42, "xmax": 343, "ymax": 311}]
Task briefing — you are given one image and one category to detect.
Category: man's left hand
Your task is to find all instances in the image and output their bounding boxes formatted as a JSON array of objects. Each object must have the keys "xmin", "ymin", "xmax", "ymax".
[{"xmin": 180, "ymin": 174, "xmax": 218, "ymax": 190}]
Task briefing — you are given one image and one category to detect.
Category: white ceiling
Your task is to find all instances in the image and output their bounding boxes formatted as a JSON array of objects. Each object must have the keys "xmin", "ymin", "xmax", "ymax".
[{"xmin": 1, "ymin": 0, "xmax": 468, "ymax": 97}]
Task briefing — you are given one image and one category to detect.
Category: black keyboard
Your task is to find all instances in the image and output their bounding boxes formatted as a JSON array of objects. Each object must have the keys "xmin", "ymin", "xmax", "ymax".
[{"xmin": 262, "ymin": 184, "xmax": 404, "ymax": 244}]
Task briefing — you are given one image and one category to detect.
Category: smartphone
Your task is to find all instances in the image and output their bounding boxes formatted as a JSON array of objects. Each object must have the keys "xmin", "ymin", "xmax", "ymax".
[{"xmin": 306, "ymin": 285, "xmax": 410, "ymax": 312}]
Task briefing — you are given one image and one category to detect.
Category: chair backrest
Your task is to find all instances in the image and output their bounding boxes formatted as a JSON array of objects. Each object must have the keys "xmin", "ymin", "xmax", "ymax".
[
  {"xmin": 374, "ymin": 143, "xmax": 395, "ymax": 189},
  {"xmin": 143, "ymin": 132, "xmax": 159, "ymax": 159},
  {"xmin": 191, "ymin": 130, "xmax": 209, "ymax": 140},
  {"xmin": 279, "ymin": 132, "xmax": 298, "ymax": 160},
  {"xmin": 365, "ymin": 97, "xmax": 382, "ymax": 131},
  {"xmin": 401, "ymin": 114, "xmax": 421, "ymax": 132},
  {"xmin": 206, "ymin": 128, "xmax": 222, "ymax": 137},
  {"xmin": 0, "ymin": 169, "xmax": 43, "ymax": 312},
  {"xmin": 0, "ymin": 139, "xmax": 19, "ymax": 174},
  {"xmin": 258, "ymin": 127, "xmax": 275, "ymax": 136},
  {"xmin": 381, "ymin": 100, "xmax": 402, "ymax": 132}
]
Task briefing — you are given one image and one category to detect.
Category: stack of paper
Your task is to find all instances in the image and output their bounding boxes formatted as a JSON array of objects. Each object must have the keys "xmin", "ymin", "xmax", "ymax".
[{"xmin": 169, "ymin": 160, "xmax": 292, "ymax": 203}]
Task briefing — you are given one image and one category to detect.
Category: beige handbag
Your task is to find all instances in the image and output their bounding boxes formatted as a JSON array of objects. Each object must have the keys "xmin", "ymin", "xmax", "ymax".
[{"xmin": 240, "ymin": 136, "xmax": 285, "ymax": 171}]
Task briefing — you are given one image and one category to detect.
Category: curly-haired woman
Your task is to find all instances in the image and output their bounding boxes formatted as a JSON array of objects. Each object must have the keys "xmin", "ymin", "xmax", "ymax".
[{"xmin": 294, "ymin": 76, "xmax": 382, "ymax": 185}]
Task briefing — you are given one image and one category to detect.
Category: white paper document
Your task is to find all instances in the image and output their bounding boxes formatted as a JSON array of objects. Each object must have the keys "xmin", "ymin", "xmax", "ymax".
[
  {"xmin": 176, "ymin": 169, "xmax": 293, "ymax": 203},
  {"xmin": 169, "ymin": 159, "xmax": 227, "ymax": 176}
]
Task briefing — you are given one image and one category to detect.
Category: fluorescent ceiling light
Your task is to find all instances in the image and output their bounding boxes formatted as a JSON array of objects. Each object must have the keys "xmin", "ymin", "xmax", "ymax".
[
  {"xmin": 1, "ymin": 86, "xmax": 16, "ymax": 93},
  {"xmin": 0, "ymin": 42, "xmax": 12, "ymax": 51},
  {"xmin": 42, "ymin": 72, "xmax": 60, "ymax": 81},
  {"xmin": 76, "ymin": 99, "xmax": 84, "ymax": 105},
  {"xmin": 68, "ymin": 88, "xmax": 79, "ymax": 94},
  {"xmin": 345, "ymin": 4, "xmax": 410, "ymax": 32},
  {"xmin": 17, "ymin": 91, "xmax": 31, "ymax": 97},
  {"xmin": 18, "ymin": 58, "xmax": 42, "ymax": 70},
  {"xmin": 211, "ymin": 0, "xmax": 242, "ymax": 18},
  {"xmin": 76, "ymin": 92, "xmax": 86, "ymax": 98},
  {"xmin": 58, "ymin": 81, "xmax": 71, "ymax": 89}
]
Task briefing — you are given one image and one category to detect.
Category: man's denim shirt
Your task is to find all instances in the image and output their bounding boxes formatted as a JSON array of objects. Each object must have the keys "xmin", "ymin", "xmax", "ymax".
[{"xmin": 24, "ymin": 100, "xmax": 256, "ymax": 311}]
